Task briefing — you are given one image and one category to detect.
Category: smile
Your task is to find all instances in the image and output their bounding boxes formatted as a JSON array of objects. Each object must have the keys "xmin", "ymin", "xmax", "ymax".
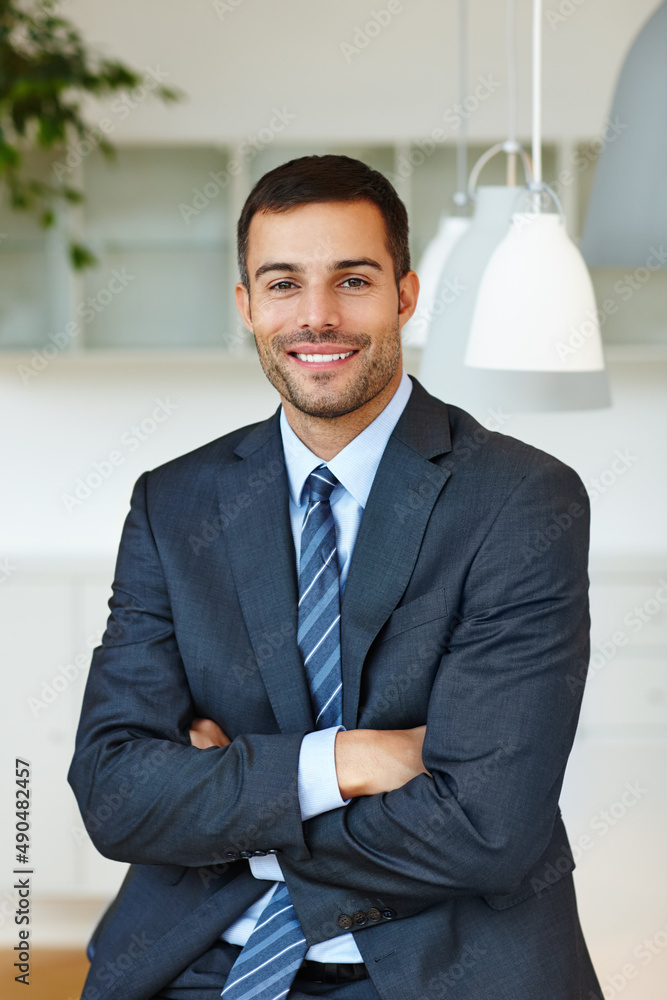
[{"xmin": 293, "ymin": 350, "xmax": 356, "ymax": 363}]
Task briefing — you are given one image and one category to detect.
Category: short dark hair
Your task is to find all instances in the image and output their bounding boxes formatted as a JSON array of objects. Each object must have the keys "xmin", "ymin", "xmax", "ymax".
[{"xmin": 236, "ymin": 154, "xmax": 410, "ymax": 289}]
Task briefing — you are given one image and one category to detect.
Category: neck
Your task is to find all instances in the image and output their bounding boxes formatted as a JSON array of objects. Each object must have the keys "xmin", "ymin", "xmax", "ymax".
[{"xmin": 281, "ymin": 365, "xmax": 404, "ymax": 461}]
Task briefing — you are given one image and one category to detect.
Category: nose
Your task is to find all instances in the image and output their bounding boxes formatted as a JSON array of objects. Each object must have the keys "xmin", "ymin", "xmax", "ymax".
[{"xmin": 296, "ymin": 283, "xmax": 342, "ymax": 333}]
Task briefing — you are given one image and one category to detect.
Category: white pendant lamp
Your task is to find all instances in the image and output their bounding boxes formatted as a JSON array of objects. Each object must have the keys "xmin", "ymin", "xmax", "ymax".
[
  {"xmin": 581, "ymin": 1, "xmax": 667, "ymax": 266},
  {"xmin": 465, "ymin": 195, "xmax": 605, "ymax": 372},
  {"xmin": 418, "ymin": 0, "xmax": 535, "ymax": 410},
  {"xmin": 403, "ymin": 0, "xmax": 471, "ymax": 349},
  {"xmin": 464, "ymin": 0, "xmax": 610, "ymax": 409},
  {"xmin": 417, "ymin": 150, "xmax": 532, "ymax": 406},
  {"xmin": 403, "ymin": 215, "xmax": 470, "ymax": 348}
]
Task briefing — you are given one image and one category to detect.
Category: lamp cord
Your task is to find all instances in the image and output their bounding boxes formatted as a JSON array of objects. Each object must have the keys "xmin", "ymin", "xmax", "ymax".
[
  {"xmin": 506, "ymin": 0, "xmax": 517, "ymax": 185},
  {"xmin": 454, "ymin": 0, "xmax": 468, "ymax": 211},
  {"xmin": 532, "ymin": 0, "xmax": 542, "ymax": 186}
]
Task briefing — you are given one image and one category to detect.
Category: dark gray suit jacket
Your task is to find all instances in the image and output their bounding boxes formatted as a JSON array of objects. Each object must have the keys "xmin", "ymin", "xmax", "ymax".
[{"xmin": 68, "ymin": 376, "xmax": 602, "ymax": 1000}]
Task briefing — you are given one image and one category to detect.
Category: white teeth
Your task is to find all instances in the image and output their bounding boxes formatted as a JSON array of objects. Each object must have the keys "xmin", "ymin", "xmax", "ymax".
[{"xmin": 294, "ymin": 351, "xmax": 355, "ymax": 363}]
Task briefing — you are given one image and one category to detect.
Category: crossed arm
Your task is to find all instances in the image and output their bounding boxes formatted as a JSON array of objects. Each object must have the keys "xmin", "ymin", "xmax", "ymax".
[
  {"xmin": 68, "ymin": 459, "xmax": 591, "ymax": 940},
  {"xmin": 189, "ymin": 718, "xmax": 430, "ymax": 799}
]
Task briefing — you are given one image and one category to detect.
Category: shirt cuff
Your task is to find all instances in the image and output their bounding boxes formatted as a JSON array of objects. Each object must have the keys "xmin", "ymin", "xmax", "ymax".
[
  {"xmin": 298, "ymin": 725, "xmax": 351, "ymax": 821},
  {"xmin": 249, "ymin": 854, "xmax": 284, "ymax": 881}
]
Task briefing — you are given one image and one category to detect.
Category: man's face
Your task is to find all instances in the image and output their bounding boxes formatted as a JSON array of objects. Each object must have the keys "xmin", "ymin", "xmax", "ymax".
[{"xmin": 235, "ymin": 199, "xmax": 417, "ymax": 419}]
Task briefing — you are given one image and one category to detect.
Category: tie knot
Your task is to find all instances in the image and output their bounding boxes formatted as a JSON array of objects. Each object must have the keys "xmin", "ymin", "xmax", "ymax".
[{"xmin": 306, "ymin": 465, "xmax": 338, "ymax": 503}]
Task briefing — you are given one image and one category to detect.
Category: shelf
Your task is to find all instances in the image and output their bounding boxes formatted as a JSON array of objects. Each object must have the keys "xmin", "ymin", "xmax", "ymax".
[
  {"xmin": 85, "ymin": 240, "xmax": 230, "ymax": 252},
  {"xmin": 603, "ymin": 344, "xmax": 667, "ymax": 362},
  {"xmin": 0, "ymin": 346, "xmax": 260, "ymax": 366},
  {"xmin": 2, "ymin": 344, "xmax": 665, "ymax": 366}
]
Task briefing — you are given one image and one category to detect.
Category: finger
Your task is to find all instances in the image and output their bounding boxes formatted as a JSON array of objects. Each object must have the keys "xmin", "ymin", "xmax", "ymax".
[
  {"xmin": 189, "ymin": 728, "xmax": 218, "ymax": 749},
  {"xmin": 189, "ymin": 717, "xmax": 231, "ymax": 748},
  {"xmin": 191, "ymin": 717, "xmax": 230, "ymax": 742}
]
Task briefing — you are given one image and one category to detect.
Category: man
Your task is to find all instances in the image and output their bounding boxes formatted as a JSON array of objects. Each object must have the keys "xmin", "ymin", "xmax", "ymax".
[{"xmin": 68, "ymin": 154, "xmax": 602, "ymax": 1000}]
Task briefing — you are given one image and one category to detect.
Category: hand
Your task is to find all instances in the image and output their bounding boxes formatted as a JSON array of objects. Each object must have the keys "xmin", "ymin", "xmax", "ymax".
[
  {"xmin": 188, "ymin": 717, "xmax": 231, "ymax": 749},
  {"xmin": 335, "ymin": 725, "xmax": 431, "ymax": 799}
]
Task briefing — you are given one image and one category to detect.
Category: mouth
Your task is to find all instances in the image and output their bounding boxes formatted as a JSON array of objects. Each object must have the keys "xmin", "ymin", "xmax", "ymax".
[{"xmin": 288, "ymin": 348, "xmax": 359, "ymax": 368}]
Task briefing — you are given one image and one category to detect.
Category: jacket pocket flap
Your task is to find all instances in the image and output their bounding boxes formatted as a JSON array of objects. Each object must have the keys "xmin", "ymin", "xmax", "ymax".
[{"xmin": 377, "ymin": 587, "xmax": 448, "ymax": 644}]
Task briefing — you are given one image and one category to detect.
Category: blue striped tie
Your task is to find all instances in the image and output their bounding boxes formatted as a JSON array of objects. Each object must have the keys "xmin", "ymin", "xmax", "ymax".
[{"xmin": 221, "ymin": 464, "xmax": 342, "ymax": 1000}]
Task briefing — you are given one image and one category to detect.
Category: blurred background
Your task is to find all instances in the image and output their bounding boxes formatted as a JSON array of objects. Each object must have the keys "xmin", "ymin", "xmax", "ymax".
[{"xmin": 1, "ymin": 1, "xmax": 666, "ymax": 997}]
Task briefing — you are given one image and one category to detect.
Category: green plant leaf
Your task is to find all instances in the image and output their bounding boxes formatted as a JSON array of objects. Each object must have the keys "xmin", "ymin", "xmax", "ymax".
[
  {"xmin": 62, "ymin": 186, "xmax": 83, "ymax": 203},
  {"xmin": 0, "ymin": 0, "xmax": 184, "ymax": 270},
  {"xmin": 69, "ymin": 240, "xmax": 98, "ymax": 270}
]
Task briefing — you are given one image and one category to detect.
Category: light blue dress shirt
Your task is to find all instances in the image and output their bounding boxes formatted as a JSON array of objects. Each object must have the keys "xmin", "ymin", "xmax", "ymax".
[{"xmin": 221, "ymin": 370, "xmax": 413, "ymax": 963}]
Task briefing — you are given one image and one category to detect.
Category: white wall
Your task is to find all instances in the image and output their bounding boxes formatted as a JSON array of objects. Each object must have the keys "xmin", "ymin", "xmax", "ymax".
[
  {"xmin": 67, "ymin": 0, "xmax": 662, "ymax": 144},
  {"xmin": 0, "ymin": 352, "xmax": 665, "ymax": 560},
  {"xmin": 1, "ymin": 2, "xmax": 666, "ymax": 995}
]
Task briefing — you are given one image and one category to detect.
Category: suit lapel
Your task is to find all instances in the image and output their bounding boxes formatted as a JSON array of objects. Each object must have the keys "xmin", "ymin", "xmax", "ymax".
[
  {"xmin": 217, "ymin": 378, "xmax": 452, "ymax": 735},
  {"xmin": 340, "ymin": 378, "xmax": 452, "ymax": 729},
  {"xmin": 217, "ymin": 411, "xmax": 316, "ymax": 733}
]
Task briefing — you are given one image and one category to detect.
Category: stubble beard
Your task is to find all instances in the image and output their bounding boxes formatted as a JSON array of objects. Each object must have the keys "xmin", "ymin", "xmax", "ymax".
[{"xmin": 253, "ymin": 323, "xmax": 402, "ymax": 419}]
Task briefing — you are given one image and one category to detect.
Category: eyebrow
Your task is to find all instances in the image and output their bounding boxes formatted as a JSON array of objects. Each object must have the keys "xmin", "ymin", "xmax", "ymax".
[{"xmin": 254, "ymin": 257, "xmax": 384, "ymax": 281}]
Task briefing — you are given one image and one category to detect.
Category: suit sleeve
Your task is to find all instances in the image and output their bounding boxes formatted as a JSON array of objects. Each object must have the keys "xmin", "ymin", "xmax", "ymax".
[
  {"xmin": 278, "ymin": 460, "xmax": 591, "ymax": 942},
  {"xmin": 67, "ymin": 471, "xmax": 312, "ymax": 868}
]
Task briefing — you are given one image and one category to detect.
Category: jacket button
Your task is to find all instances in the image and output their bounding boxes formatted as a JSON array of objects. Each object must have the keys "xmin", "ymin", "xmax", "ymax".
[
  {"xmin": 266, "ymin": 848, "xmax": 282, "ymax": 855},
  {"xmin": 337, "ymin": 914, "xmax": 353, "ymax": 929},
  {"xmin": 381, "ymin": 908, "xmax": 396, "ymax": 920},
  {"xmin": 367, "ymin": 908, "xmax": 381, "ymax": 922},
  {"xmin": 224, "ymin": 851, "xmax": 239, "ymax": 860},
  {"xmin": 252, "ymin": 849, "xmax": 268, "ymax": 856},
  {"xmin": 239, "ymin": 850, "xmax": 253, "ymax": 859},
  {"xmin": 352, "ymin": 911, "xmax": 367, "ymax": 926}
]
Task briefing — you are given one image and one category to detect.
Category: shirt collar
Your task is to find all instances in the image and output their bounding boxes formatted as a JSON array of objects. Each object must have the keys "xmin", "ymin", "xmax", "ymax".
[{"xmin": 279, "ymin": 369, "xmax": 413, "ymax": 509}]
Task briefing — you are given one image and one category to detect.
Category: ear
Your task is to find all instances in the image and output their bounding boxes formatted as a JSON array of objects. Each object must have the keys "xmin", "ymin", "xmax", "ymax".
[
  {"xmin": 235, "ymin": 282, "xmax": 253, "ymax": 332},
  {"xmin": 398, "ymin": 270, "xmax": 420, "ymax": 330}
]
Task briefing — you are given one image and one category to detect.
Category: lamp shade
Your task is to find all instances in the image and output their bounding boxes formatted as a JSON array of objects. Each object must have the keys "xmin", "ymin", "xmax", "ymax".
[
  {"xmin": 581, "ymin": 0, "xmax": 667, "ymax": 267},
  {"xmin": 419, "ymin": 194, "xmax": 611, "ymax": 413},
  {"xmin": 402, "ymin": 215, "xmax": 471, "ymax": 348},
  {"xmin": 418, "ymin": 186, "xmax": 525, "ymax": 400},
  {"xmin": 466, "ymin": 212, "xmax": 606, "ymax": 372}
]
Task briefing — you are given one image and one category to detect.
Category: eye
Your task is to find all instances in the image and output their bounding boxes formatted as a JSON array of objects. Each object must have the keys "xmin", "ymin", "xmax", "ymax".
[
  {"xmin": 269, "ymin": 280, "xmax": 297, "ymax": 292},
  {"xmin": 340, "ymin": 277, "xmax": 369, "ymax": 289}
]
